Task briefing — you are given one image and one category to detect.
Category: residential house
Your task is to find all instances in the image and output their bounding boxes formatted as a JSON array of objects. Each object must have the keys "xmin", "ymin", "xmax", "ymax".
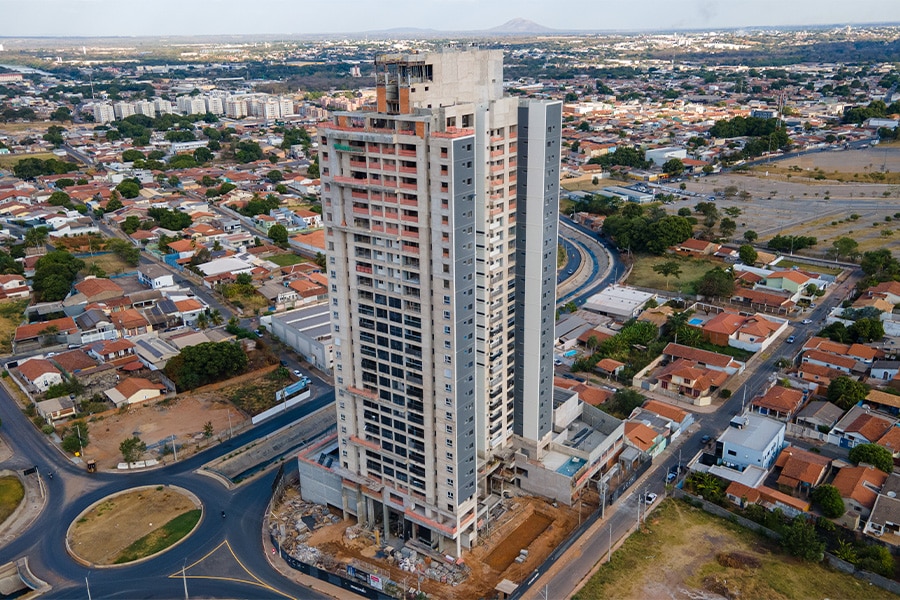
[
  {"xmin": 13, "ymin": 316, "xmax": 78, "ymax": 351},
  {"xmin": 662, "ymin": 343, "xmax": 745, "ymax": 375},
  {"xmin": 864, "ymin": 281, "xmax": 900, "ymax": 306},
  {"xmin": 763, "ymin": 270, "xmax": 814, "ymax": 296},
  {"xmin": 656, "ymin": 358, "xmax": 728, "ymax": 401},
  {"xmin": 89, "ymin": 338, "xmax": 136, "ymax": 363},
  {"xmin": 110, "ymin": 309, "xmax": 151, "ymax": 337},
  {"xmin": 773, "ymin": 446, "xmax": 831, "ymax": 495},
  {"xmin": 595, "ymin": 358, "xmax": 626, "ymax": 378},
  {"xmin": 638, "ymin": 399, "xmax": 694, "ymax": 437},
  {"xmin": 292, "ymin": 209, "xmax": 322, "ymax": 229},
  {"xmin": 870, "ymin": 360, "xmax": 900, "ymax": 389},
  {"xmin": 105, "ymin": 377, "xmax": 167, "ymax": 408},
  {"xmin": 35, "ymin": 396, "xmax": 76, "ymax": 422},
  {"xmin": 137, "ymin": 264, "xmax": 174, "ymax": 289},
  {"xmin": 725, "ymin": 481, "xmax": 811, "ymax": 518},
  {"xmin": 51, "ymin": 350, "xmax": 99, "ymax": 376},
  {"xmin": 173, "ymin": 298, "xmax": 206, "ymax": 327},
  {"xmin": 73, "ymin": 308, "xmax": 118, "ymax": 344},
  {"xmin": 717, "ymin": 414, "xmax": 785, "ymax": 471},
  {"xmin": 866, "ymin": 389, "xmax": 900, "ymax": 416},
  {"xmin": 17, "ymin": 358, "xmax": 63, "ymax": 392},
  {"xmin": 831, "ymin": 405, "xmax": 895, "ymax": 449},
  {"xmin": 130, "ymin": 334, "xmax": 179, "ymax": 371},
  {"xmin": 624, "ymin": 420, "xmax": 667, "ymax": 458},
  {"xmin": 751, "ymin": 385, "xmax": 805, "ymax": 421},
  {"xmin": 675, "ymin": 238, "xmax": 720, "ymax": 256},
  {"xmin": 64, "ymin": 277, "xmax": 125, "ymax": 307},
  {"xmin": 877, "ymin": 426, "xmax": 900, "ymax": 458},
  {"xmin": 864, "ymin": 492, "xmax": 900, "ymax": 543},
  {"xmin": 701, "ymin": 310, "xmax": 786, "ymax": 352},
  {"xmin": 0, "ymin": 274, "xmax": 30, "ymax": 301},
  {"xmin": 795, "ymin": 400, "xmax": 844, "ymax": 433},
  {"xmin": 832, "ymin": 465, "xmax": 888, "ymax": 519}
]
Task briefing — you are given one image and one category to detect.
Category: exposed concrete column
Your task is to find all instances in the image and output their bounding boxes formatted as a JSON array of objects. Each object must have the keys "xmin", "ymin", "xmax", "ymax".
[{"xmin": 382, "ymin": 501, "xmax": 390, "ymax": 543}]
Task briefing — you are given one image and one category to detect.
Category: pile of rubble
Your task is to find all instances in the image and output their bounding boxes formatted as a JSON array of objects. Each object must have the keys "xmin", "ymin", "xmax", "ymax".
[{"xmin": 373, "ymin": 544, "xmax": 469, "ymax": 587}]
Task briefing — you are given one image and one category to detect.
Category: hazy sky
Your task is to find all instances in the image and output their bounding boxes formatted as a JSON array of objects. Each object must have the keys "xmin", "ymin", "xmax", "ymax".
[{"xmin": 2, "ymin": 0, "xmax": 899, "ymax": 37}]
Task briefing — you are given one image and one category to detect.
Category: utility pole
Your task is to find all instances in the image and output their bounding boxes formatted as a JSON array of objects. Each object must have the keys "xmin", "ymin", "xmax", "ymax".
[
  {"xmin": 85, "ymin": 574, "xmax": 91, "ymax": 600},
  {"xmin": 171, "ymin": 435, "xmax": 178, "ymax": 462},
  {"xmin": 608, "ymin": 522, "xmax": 613, "ymax": 564},
  {"xmin": 182, "ymin": 561, "xmax": 188, "ymax": 600},
  {"xmin": 227, "ymin": 410, "xmax": 233, "ymax": 438}
]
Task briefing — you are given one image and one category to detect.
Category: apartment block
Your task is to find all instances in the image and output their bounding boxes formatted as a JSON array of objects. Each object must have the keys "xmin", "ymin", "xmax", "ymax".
[{"xmin": 307, "ymin": 49, "xmax": 560, "ymax": 556}]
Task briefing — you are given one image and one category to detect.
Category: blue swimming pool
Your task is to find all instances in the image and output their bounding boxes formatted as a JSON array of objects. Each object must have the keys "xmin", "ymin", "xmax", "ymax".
[
  {"xmin": 557, "ymin": 456, "xmax": 585, "ymax": 477},
  {"xmin": 688, "ymin": 317, "xmax": 704, "ymax": 326}
]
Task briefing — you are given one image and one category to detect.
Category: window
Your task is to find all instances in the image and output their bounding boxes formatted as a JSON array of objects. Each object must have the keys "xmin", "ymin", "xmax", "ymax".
[
  {"xmin": 447, "ymin": 478, "xmax": 454, "ymax": 487},
  {"xmin": 446, "ymin": 451, "xmax": 454, "ymax": 460},
  {"xmin": 446, "ymin": 465, "xmax": 454, "ymax": 474},
  {"xmin": 446, "ymin": 425, "xmax": 453, "ymax": 434},
  {"xmin": 444, "ymin": 325, "xmax": 451, "ymax": 334},
  {"xmin": 447, "ymin": 491, "xmax": 454, "ymax": 499}
]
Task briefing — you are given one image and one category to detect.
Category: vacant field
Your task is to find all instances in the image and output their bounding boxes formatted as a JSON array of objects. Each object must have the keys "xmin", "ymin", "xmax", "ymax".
[
  {"xmin": 575, "ymin": 499, "xmax": 892, "ymax": 600},
  {"xmin": 68, "ymin": 486, "xmax": 200, "ymax": 565},
  {"xmin": 775, "ymin": 259, "xmax": 843, "ymax": 276},
  {"xmin": 0, "ymin": 476, "xmax": 24, "ymax": 524},
  {"xmin": 267, "ymin": 253, "xmax": 307, "ymax": 267},
  {"xmin": 627, "ymin": 254, "xmax": 720, "ymax": 293},
  {"xmin": 226, "ymin": 368, "xmax": 292, "ymax": 415},
  {"xmin": 0, "ymin": 152, "xmax": 56, "ymax": 169},
  {"xmin": 80, "ymin": 253, "xmax": 134, "ymax": 277},
  {"xmin": 0, "ymin": 300, "xmax": 27, "ymax": 355}
]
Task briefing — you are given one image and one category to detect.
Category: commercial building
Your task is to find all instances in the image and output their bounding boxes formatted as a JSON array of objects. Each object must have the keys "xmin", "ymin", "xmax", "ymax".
[
  {"xmin": 263, "ymin": 302, "xmax": 334, "ymax": 373},
  {"xmin": 308, "ymin": 48, "xmax": 561, "ymax": 556}
]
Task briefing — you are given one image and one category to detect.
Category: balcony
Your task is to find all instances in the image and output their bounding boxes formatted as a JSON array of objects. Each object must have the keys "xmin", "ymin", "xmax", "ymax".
[
  {"xmin": 399, "ymin": 182, "xmax": 418, "ymax": 191},
  {"xmin": 398, "ymin": 149, "xmax": 417, "ymax": 157},
  {"xmin": 400, "ymin": 197, "xmax": 418, "ymax": 207},
  {"xmin": 352, "ymin": 206, "xmax": 369, "ymax": 216}
]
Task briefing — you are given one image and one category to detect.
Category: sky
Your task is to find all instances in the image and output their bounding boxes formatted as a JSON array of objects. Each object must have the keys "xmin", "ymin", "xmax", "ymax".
[{"xmin": 1, "ymin": 0, "xmax": 900, "ymax": 37}]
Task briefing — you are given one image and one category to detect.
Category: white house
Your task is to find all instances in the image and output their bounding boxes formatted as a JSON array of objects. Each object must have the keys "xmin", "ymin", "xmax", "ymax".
[
  {"xmin": 18, "ymin": 358, "xmax": 63, "ymax": 392},
  {"xmin": 717, "ymin": 414, "xmax": 785, "ymax": 472}
]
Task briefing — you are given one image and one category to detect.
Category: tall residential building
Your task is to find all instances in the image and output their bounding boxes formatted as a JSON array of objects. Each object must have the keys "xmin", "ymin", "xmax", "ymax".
[
  {"xmin": 134, "ymin": 100, "xmax": 156, "ymax": 118},
  {"xmin": 205, "ymin": 96, "xmax": 225, "ymax": 115},
  {"xmin": 92, "ymin": 103, "xmax": 115, "ymax": 124},
  {"xmin": 318, "ymin": 49, "xmax": 560, "ymax": 556},
  {"xmin": 153, "ymin": 98, "xmax": 174, "ymax": 115},
  {"xmin": 113, "ymin": 101, "xmax": 135, "ymax": 120},
  {"xmin": 225, "ymin": 98, "xmax": 247, "ymax": 119}
]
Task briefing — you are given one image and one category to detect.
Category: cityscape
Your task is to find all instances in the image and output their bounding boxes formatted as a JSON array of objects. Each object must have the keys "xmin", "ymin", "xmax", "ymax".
[{"xmin": 1, "ymin": 7, "xmax": 900, "ymax": 600}]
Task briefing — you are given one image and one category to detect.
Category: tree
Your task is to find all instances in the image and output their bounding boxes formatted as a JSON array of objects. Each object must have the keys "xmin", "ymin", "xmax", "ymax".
[
  {"xmin": 268, "ymin": 224, "xmax": 289, "ymax": 246},
  {"xmin": 314, "ymin": 252, "xmax": 327, "ymax": 269},
  {"xmin": 115, "ymin": 180, "xmax": 141, "ymax": 199},
  {"xmin": 849, "ymin": 317, "xmax": 885, "ymax": 343},
  {"xmin": 193, "ymin": 146, "xmax": 213, "ymax": 164},
  {"xmin": 695, "ymin": 267, "xmax": 734, "ymax": 298},
  {"xmin": 163, "ymin": 341, "xmax": 249, "ymax": 391},
  {"xmin": 601, "ymin": 388, "xmax": 646, "ymax": 419},
  {"xmin": 32, "ymin": 250, "xmax": 84, "ymax": 301},
  {"xmin": 24, "ymin": 226, "xmax": 49, "ymax": 249},
  {"xmin": 831, "ymin": 237, "xmax": 860, "ymax": 261},
  {"xmin": 50, "ymin": 106, "xmax": 72, "ymax": 122},
  {"xmin": 235, "ymin": 140, "xmax": 263, "ymax": 163},
  {"xmin": 738, "ymin": 244, "xmax": 758, "ymax": 265},
  {"xmin": 43, "ymin": 125, "xmax": 66, "ymax": 147},
  {"xmin": 826, "ymin": 376, "xmax": 870, "ymax": 411},
  {"xmin": 235, "ymin": 273, "xmax": 253, "ymax": 286},
  {"xmin": 209, "ymin": 309, "xmax": 224, "ymax": 326},
  {"xmin": 719, "ymin": 217, "xmax": 737, "ymax": 238},
  {"xmin": 105, "ymin": 193, "xmax": 123, "ymax": 212},
  {"xmin": 811, "ymin": 484, "xmax": 845, "ymax": 518},
  {"xmin": 203, "ymin": 421, "xmax": 214, "ymax": 443},
  {"xmin": 662, "ymin": 158, "xmax": 684, "ymax": 176},
  {"xmin": 119, "ymin": 436, "xmax": 147, "ymax": 466},
  {"xmin": 61, "ymin": 420, "xmax": 89, "ymax": 455},
  {"xmin": 121, "ymin": 215, "xmax": 142, "ymax": 235},
  {"xmin": 848, "ymin": 443, "xmax": 894, "ymax": 473},
  {"xmin": 781, "ymin": 517, "xmax": 824, "ymax": 562},
  {"xmin": 122, "ymin": 149, "xmax": 145, "ymax": 162},
  {"xmin": 267, "ymin": 169, "xmax": 283, "ymax": 183},
  {"xmin": 652, "ymin": 261, "xmax": 682, "ymax": 290}
]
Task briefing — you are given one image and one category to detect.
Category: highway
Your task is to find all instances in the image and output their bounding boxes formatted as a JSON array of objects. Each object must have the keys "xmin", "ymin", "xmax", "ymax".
[
  {"xmin": 0, "ymin": 375, "xmax": 337, "ymax": 598},
  {"xmin": 516, "ymin": 270, "xmax": 863, "ymax": 599}
]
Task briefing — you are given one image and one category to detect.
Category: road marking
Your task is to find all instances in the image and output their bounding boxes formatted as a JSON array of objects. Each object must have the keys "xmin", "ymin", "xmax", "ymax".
[{"xmin": 169, "ymin": 540, "xmax": 295, "ymax": 599}]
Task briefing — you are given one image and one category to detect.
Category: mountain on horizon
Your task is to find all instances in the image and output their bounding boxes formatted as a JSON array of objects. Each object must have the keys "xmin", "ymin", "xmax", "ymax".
[{"xmin": 487, "ymin": 18, "xmax": 556, "ymax": 34}]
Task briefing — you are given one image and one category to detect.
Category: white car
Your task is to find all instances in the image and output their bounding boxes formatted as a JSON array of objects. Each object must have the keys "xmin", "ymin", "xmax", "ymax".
[
  {"xmin": 801, "ymin": 319, "xmax": 812, "ymax": 325},
  {"xmin": 643, "ymin": 492, "xmax": 658, "ymax": 505},
  {"xmin": 554, "ymin": 358, "xmax": 563, "ymax": 366}
]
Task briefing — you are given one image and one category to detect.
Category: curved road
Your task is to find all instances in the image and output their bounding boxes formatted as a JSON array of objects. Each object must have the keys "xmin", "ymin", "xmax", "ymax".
[{"xmin": 0, "ymin": 381, "xmax": 336, "ymax": 599}]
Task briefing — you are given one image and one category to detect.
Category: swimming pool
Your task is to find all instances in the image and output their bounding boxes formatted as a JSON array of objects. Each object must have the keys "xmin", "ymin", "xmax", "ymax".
[
  {"xmin": 688, "ymin": 317, "xmax": 704, "ymax": 326},
  {"xmin": 557, "ymin": 456, "xmax": 585, "ymax": 477}
]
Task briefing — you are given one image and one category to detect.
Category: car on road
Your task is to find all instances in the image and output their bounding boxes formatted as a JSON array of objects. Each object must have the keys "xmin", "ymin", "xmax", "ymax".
[
  {"xmin": 801, "ymin": 319, "xmax": 812, "ymax": 325},
  {"xmin": 786, "ymin": 335, "xmax": 796, "ymax": 343},
  {"xmin": 643, "ymin": 492, "xmax": 658, "ymax": 505},
  {"xmin": 562, "ymin": 373, "xmax": 586, "ymax": 382},
  {"xmin": 700, "ymin": 434, "xmax": 712, "ymax": 446},
  {"xmin": 666, "ymin": 471, "xmax": 677, "ymax": 483},
  {"xmin": 554, "ymin": 358, "xmax": 563, "ymax": 366}
]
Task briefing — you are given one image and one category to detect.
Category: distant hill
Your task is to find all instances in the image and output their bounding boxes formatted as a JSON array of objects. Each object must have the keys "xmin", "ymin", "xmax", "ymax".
[{"xmin": 487, "ymin": 18, "xmax": 556, "ymax": 34}]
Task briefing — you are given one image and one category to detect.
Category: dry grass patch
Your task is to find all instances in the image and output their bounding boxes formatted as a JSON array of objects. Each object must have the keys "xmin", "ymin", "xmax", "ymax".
[
  {"xmin": 0, "ymin": 152, "xmax": 57, "ymax": 169},
  {"xmin": 69, "ymin": 486, "xmax": 200, "ymax": 565},
  {"xmin": 626, "ymin": 254, "xmax": 720, "ymax": 293},
  {"xmin": 575, "ymin": 499, "xmax": 893, "ymax": 600},
  {"xmin": 0, "ymin": 476, "xmax": 24, "ymax": 524},
  {"xmin": 0, "ymin": 300, "xmax": 27, "ymax": 354}
]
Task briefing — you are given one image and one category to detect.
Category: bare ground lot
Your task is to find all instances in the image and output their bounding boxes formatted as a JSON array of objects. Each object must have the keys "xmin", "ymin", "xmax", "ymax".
[
  {"xmin": 574, "ymin": 499, "xmax": 893, "ymax": 600},
  {"xmin": 677, "ymin": 148, "xmax": 900, "ymax": 257},
  {"xmin": 84, "ymin": 394, "xmax": 248, "ymax": 469},
  {"xmin": 68, "ymin": 486, "xmax": 198, "ymax": 565}
]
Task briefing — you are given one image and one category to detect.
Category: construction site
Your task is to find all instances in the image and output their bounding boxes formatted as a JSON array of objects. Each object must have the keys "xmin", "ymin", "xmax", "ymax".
[{"xmin": 267, "ymin": 482, "xmax": 592, "ymax": 599}]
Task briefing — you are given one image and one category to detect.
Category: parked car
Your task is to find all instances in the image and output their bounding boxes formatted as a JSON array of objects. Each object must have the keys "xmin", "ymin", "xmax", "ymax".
[
  {"xmin": 643, "ymin": 492, "xmax": 658, "ymax": 505},
  {"xmin": 786, "ymin": 335, "xmax": 796, "ymax": 343},
  {"xmin": 666, "ymin": 471, "xmax": 677, "ymax": 483},
  {"xmin": 801, "ymin": 319, "xmax": 812, "ymax": 325},
  {"xmin": 700, "ymin": 434, "xmax": 712, "ymax": 446}
]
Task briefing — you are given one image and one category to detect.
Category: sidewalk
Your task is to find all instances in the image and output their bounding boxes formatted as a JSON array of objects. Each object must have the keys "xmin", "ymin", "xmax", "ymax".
[{"xmin": 0, "ymin": 453, "xmax": 46, "ymax": 548}]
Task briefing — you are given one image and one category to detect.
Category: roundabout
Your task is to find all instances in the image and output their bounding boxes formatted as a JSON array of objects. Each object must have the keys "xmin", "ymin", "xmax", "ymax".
[{"xmin": 67, "ymin": 485, "xmax": 201, "ymax": 566}]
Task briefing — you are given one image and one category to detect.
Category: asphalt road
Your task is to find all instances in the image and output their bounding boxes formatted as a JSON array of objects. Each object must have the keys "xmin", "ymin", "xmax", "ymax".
[{"xmin": 0, "ymin": 377, "xmax": 337, "ymax": 598}]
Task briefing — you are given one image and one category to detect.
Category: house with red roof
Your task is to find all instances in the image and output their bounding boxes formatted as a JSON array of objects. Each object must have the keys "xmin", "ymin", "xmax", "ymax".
[
  {"xmin": 773, "ymin": 446, "xmax": 831, "ymax": 494},
  {"xmin": 0, "ymin": 274, "xmax": 30, "ymax": 301},
  {"xmin": 656, "ymin": 358, "xmax": 728, "ymax": 402},
  {"xmin": 675, "ymin": 238, "xmax": 720, "ymax": 256},
  {"xmin": 751, "ymin": 385, "xmax": 805, "ymax": 421},
  {"xmin": 13, "ymin": 316, "xmax": 78, "ymax": 352},
  {"xmin": 725, "ymin": 481, "xmax": 811, "ymax": 518},
  {"xmin": 105, "ymin": 377, "xmax": 167, "ymax": 408},
  {"xmin": 833, "ymin": 464, "xmax": 888, "ymax": 518},
  {"xmin": 110, "ymin": 309, "xmax": 151, "ymax": 337},
  {"xmin": 17, "ymin": 358, "xmax": 63, "ymax": 392}
]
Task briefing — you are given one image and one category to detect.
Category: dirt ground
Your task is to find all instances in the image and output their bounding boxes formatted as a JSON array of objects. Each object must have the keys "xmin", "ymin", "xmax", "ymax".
[
  {"xmin": 68, "ymin": 486, "xmax": 198, "ymax": 565},
  {"xmin": 83, "ymin": 393, "xmax": 248, "ymax": 469},
  {"xmin": 272, "ymin": 488, "xmax": 581, "ymax": 600}
]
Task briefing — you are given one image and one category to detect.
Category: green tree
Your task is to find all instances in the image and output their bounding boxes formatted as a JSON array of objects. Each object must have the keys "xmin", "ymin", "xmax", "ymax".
[
  {"xmin": 235, "ymin": 140, "xmax": 263, "ymax": 163},
  {"xmin": 203, "ymin": 421, "xmax": 214, "ymax": 443},
  {"xmin": 24, "ymin": 226, "xmax": 49, "ymax": 248},
  {"xmin": 50, "ymin": 106, "xmax": 72, "ymax": 122},
  {"xmin": 848, "ymin": 317, "xmax": 885, "ymax": 343},
  {"xmin": 781, "ymin": 517, "xmax": 824, "ymax": 562},
  {"xmin": 267, "ymin": 169, "xmax": 283, "ymax": 183},
  {"xmin": 719, "ymin": 217, "xmax": 737, "ymax": 238},
  {"xmin": 652, "ymin": 261, "xmax": 682, "ymax": 290},
  {"xmin": 193, "ymin": 146, "xmax": 213, "ymax": 164},
  {"xmin": 122, "ymin": 149, "xmax": 145, "ymax": 162},
  {"xmin": 119, "ymin": 436, "xmax": 147, "ymax": 465},
  {"xmin": 60, "ymin": 420, "xmax": 89, "ymax": 455},
  {"xmin": 830, "ymin": 237, "xmax": 860, "ymax": 261},
  {"xmin": 826, "ymin": 376, "xmax": 870, "ymax": 411},
  {"xmin": 601, "ymin": 388, "xmax": 645, "ymax": 419},
  {"xmin": 268, "ymin": 224, "xmax": 289, "ymax": 246},
  {"xmin": 695, "ymin": 267, "xmax": 734, "ymax": 298},
  {"xmin": 848, "ymin": 443, "xmax": 894, "ymax": 473},
  {"xmin": 738, "ymin": 244, "xmax": 758, "ymax": 265},
  {"xmin": 314, "ymin": 252, "xmax": 327, "ymax": 269},
  {"xmin": 856, "ymin": 545, "xmax": 895, "ymax": 577},
  {"xmin": 163, "ymin": 341, "xmax": 249, "ymax": 391},
  {"xmin": 115, "ymin": 180, "xmax": 141, "ymax": 199},
  {"xmin": 43, "ymin": 125, "xmax": 66, "ymax": 147},
  {"xmin": 811, "ymin": 484, "xmax": 845, "ymax": 518},
  {"xmin": 121, "ymin": 215, "xmax": 142, "ymax": 234},
  {"xmin": 235, "ymin": 272, "xmax": 253, "ymax": 286},
  {"xmin": 662, "ymin": 158, "xmax": 685, "ymax": 176},
  {"xmin": 32, "ymin": 250, "xmax": 84, "ymax": 301}
]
